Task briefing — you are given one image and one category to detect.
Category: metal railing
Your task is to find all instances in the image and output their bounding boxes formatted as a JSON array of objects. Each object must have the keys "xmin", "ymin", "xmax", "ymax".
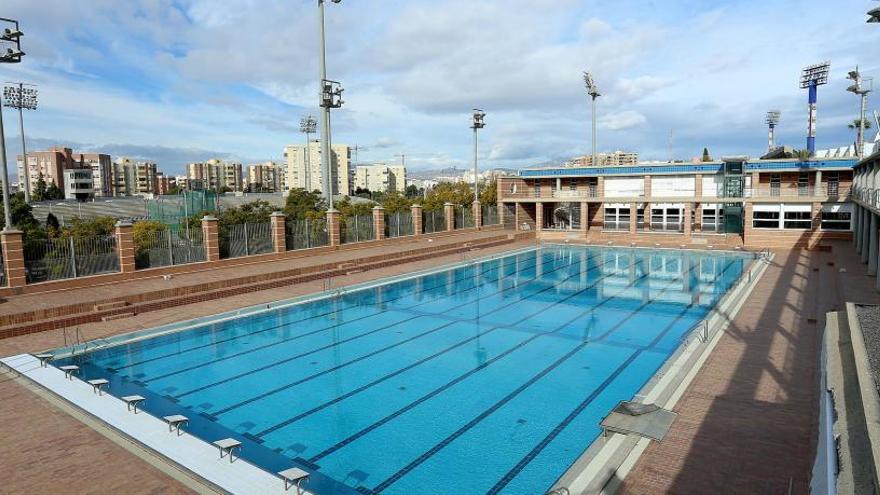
[
  {"xmin": 341, "ymin": 215, "xmax": 375, "ymax": 244},
  {"xmin": 743, "ymin": 185, "xmax": 851, "ymax": 198},
  {"xmin": 423, "ymin": 210, "xmax": 446, "ymax": 234},
  {"xmin": 220, "ymin": 222, "xmax": 272, "ymax": 259},
  {"xmin": 285, "ymin": 218, "xmax": 329, "ymax": 250},
  {"xmin": 454, "ymin": 206, "xmax": 474, "ymax": 229},
  {"xmin": 24, "ymin": 235, "xmax": 120, "ymax": 283},
  {"xmin": 482, "ymin": 205, "xmax": 499, "ymax": 226},
  {"xmin": 135, "ymin": 227, "xmax": 206, "ymax": 269},
  {"xmin": 385, "ymin": 211, "xmax": 414, "ymax": 238}
]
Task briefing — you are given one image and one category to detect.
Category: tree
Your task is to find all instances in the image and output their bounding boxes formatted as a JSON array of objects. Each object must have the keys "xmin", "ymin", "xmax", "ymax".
[
  {"xmin": 701, "ymin": 147, "xmax": 712, "ymax": 162},
  {"xmin": 132, "ymin": 220, "xmax": 167, "ymax": 260},
  {"xmin": 33, "ymin": 174, "xmax": 48, "ymax": 202},
  {"xmin": 0, "ymin": 192, "xmax": 44, "ymax": 238},
  {"xmin": 404, "ymin": 184, "xmax": 423, "ymax": 199},
  {"xmin": 353, "ymin": 187, "xmax": 372, "ymax": 199},
  {"xmin": 283, "ymin": 188, "xmax": 326, "ymax": 220},
  {"xmin": 45, "ymin": 182, "xmax": 63, "ymax": 200},
  {"xmin": 381, "ymin": 191, "xmax": 412, "ymax": 213},
  {"xmin": 848, "ymin": 118, "xmax": 873, "ymax": 130},
  {"xmin": 218, "ymin": 200, "xmax": 276, "ymax": 226},
  {"xmin": 422, "ymin": 182, "xmax": 474, "ymax": 211},
  {"xmin": 61, "ymin": 216, "xmax": 117, "ymax": 238},
  {"xmin": 334, "ymin": 196, "xmax": 375, "ymax": 218},
  {"xmin": 46, "ymin": 213, "xmax": 61, "ymax": 238},
  {"xmin": 479, "ymin": 180, "xmax": 497, "ymax": 205}
]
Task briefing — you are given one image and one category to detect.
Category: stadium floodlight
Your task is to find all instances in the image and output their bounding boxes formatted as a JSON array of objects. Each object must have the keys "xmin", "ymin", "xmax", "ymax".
[
  {"xmin": 765, "ymin": 110, "xmax": 781, "ymax": 152},
  {"xmin": 471, "ymin": 109, "xmax": 486, "ymax": 200},
  {"xmin": 3, "ymin": 83, "xmax": 38, "ymax": 202},
  {"xmin": 0, "ymin": 18, "xmax": 27, "ymax": 230},
  {"xmin": 846, "ymin": 66, "xmax": 873, "ymax": 159},
  {"xmin": 800, "ymin": 61, "xmax": 830, "ymax": 155},
  {"xmin": 317, "ymin": 0, "xmax": 342, "ymax": 209},
  {"xmin": 584, "ymin": 71, "xmax": 601, "ymax": 167},
  {"xmin": 868, "ymin": 6, "xmax": 880, "ymax": 23},
  {"xmin": 299, "ymin": 115, "xmax": 318, "ymax": 191}
]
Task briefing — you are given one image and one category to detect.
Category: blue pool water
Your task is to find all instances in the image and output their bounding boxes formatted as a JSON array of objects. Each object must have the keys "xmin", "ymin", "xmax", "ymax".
[{"xmin": 56, "ymin": 246, "xmax": 750, "ymax": 494}]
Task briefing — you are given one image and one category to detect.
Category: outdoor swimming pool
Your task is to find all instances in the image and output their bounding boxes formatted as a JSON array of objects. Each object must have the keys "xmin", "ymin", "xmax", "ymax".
[{"xmin": 54, "ymin": 245, "xmax": 751, "ymax": 494}]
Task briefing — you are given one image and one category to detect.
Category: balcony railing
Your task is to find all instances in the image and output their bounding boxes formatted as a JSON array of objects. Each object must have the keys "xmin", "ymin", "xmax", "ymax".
[
  {"xmin": 742, "ymin": 186, "xmax": 850, "ymax": 198},
  {"xmin": 501, "ymin": 185, "xmax": 851, "ymax": 201}
]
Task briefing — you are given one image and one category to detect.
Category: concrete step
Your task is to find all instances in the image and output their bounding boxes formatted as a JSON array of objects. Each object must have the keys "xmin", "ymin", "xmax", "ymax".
[
  {"xmin": 101, "ymin": 312, "xmax": 136, "ymax": 322},
  {"xmin": 94, "ymin": 301, "xmax": 128, "ymax": 312}
]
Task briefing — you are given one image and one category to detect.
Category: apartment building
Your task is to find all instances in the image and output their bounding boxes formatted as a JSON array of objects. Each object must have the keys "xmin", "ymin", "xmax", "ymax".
[
  {"xmin": 62, "ymin": 169, "xmax": 94, "ymax": 201},
  {"xmin": 498, "ymin": 157, "xmax": 857, "ymax": 249},
  {"xmin": 16, "ymin": 146, "xmax": 75, "ymax": 194},
  {"xmin": 354, "ymin": 163, "xmax": 406, "ymax": 193},
  {"xmin": 74, "ymin": 153, "xmax": 112, "ymax": 197},
  {"xmin": 156, "ymin": 172, "xmax": 174, "ymax": 195},
  {"xmin": 283, "ymin": 141, "xmax": 351, "ymax": 195},
  {"xmin": 247, "ymin": 162, "xmax": 281, "ymax": 192},
  {"xmin": 112, "ymin": 158, "xmax": 159, "ymax": 197},
  {"xmin": 186, "ymin": 159, "xmax": 243, "ymax": 192},
  {"xmin": 566, "ymin": 151, "xmax": 639, "ymax": 168}
]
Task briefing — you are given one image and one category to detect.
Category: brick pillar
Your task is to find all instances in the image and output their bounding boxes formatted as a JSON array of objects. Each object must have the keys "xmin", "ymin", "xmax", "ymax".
[
  {"xmin": 695, "ymin": 203, "xmax": 703, "ymax": 232},
  {"xmin": 327, "ymin": 209, "xmax": 342, "ymax": 246},
  {"xmin": 472, "ymin": 201, "xmax": 482, "ymax": 229},
  {"xmin": 744, "ymin": 203, "xmax": 754, "ymax": 245},
  {"xmin": 270, "ymin": 212, "xmax": 286, "ymax": 253},
  {"xmin": 580, "ymin": 202, "xmax": 589, "ymax": 234},
  {"xmin": 497, "ymin": 201, "xmax": 504, "ymax": 227},
  {"xmin": 644, "ymin": 175, "xmax": 652, "ymax": 198},
  {"xmin": 811, "ymin": 202, "xmax": 822, "ymax": 231},
  {"xmin": 684, "ymin": 203, "xmax": 692, "ymax": 238},
  {"xmin": 629, "ymin": 202, "xmax": 637, "ymax": 233},
  {"xmin": 597, "ymin": 177, "xmax": 605, "ymax": 197},
  {"xmin": 644, "ymin": 202, "xmax": 651, "ymax": 231},
  {"xmin": 1, "ymin": 230, "xmax": 26, "ymax": 288},
  {"xmin": 114, "ymin": 221, "xmax": 136, "ymax": 273},
  {"xmin": 751, "ymin": 172, "xmax": 760, "ymax": 194},
  {"xmin": 536, "ymin": 203, "xmax": 544, "ymax": 231},
  {"xmin": 202, "ymin": 215, "xmax": 220, "ymax": 262},
  {"xmin": 695, "ymin": 174, "xmax": 703, "ymax": 198},
  {"xmin": 373, "ymin": 206, "xmax": 386, "ymax": 240},
  {"xmin": 444, "ymin": 202, "xmax": 455, "ymax": 231},
  {"xmin": 412, "ymin": 204, "xmax": 424, "ymax": 235}
]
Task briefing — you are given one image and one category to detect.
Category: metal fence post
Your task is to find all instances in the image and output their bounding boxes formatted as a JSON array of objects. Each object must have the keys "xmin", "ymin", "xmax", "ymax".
[
  {"xmin": 167, "ymin": 229, "xmax": 175, "ymax": 266},
  {"xmin": 69, "ymin": 236, "xmax": 78, "ymax": 278}
]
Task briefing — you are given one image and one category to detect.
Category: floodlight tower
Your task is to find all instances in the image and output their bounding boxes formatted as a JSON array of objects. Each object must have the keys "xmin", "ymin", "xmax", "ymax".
[
  {"xmin": 868, "ymin": 1, "xmax": 880, "ymax": 23},
  {"xmin": 765, "ymin": 110, "xmax": 781, "ymax": 153},
  {"xmin": 583, "ymin": 72, "xmax": 601, "ymax": 166},
  {"xmin": 317, "ymin": 0, "xmax": 344, "ymax": 209},
  {"xmin": 0, "ymin": 18, "xmax": 26, "ymax": 231},
  {"xmin": 4, "ymin": 82, "xmax": 38, "ymax": 202},
  {"xmin": 846, "ymin": 66, "xmax": 873, "ymax": 159},
  {"xmin": 471, "ymin": 109, "xmax": 486, "ymax": 199},
  {"xmin": 299, "ymin": 115, "xmax": 317, "ymax": 190},
  {"xmin": 800, "ymin": 61, "xmax": 830, "ymax": 155}
]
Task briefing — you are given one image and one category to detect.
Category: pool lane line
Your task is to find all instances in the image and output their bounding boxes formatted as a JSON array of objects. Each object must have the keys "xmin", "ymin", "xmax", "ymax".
[
  {"xmin": 486, "ymin": 296, "xmax": 711, "ymax": 494},
  {"xmin": 365, "ymin": 259, "xmax": 724, "ymax": 494},
  {"xmin": 304, "ymin": 255, "xmax": 670, "ymax": 464},
  {"xmin": 252, "ymin": 254, "xmax": 643, "ymax": 438},
  {"xmin": 156, "ymin": 251, "xmax": 591, "ymax": 394},
  {"xmin": 203, "ymin": 252, "xmax": 604, "ymax": 414},
  {"xmin": 136, "ymin": 252, "xmax": 569, "ymax": 385},
  {"xmin": 106, "ymin": 251, "xmax": 545, "ymax": 372}
]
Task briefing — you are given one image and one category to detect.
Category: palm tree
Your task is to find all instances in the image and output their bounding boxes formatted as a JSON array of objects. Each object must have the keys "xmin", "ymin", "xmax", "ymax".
[{"xmin": 848, "ymin": 118, "xmax": 874, "ymax": 130}]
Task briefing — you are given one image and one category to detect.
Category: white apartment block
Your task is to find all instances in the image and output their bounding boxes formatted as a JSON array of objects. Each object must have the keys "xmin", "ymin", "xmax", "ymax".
[
  {"xmin": 247, "ymin": 162, "xmax": 282, "ymax": 192},
  {"xmin": 566, "ymin": 151, "xmax": 639, "ymax": 167},
  {"xmin": 354, "ymin": 163, "xmax": 406, "ymax": 193},
  {"xmin": 112, "ymin": 157, "xmax": 159, "ymax": 197},
  {"xmin": 186, "ymin": 159, "xmax": 244, "ymax": 192},
  {"xmin": 283, "ymin": 141, "xmax": 351, "ymax": 196}
]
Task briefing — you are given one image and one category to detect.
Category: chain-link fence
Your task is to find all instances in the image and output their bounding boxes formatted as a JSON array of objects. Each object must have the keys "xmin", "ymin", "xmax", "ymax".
[
  {"xmin": 24, "ymin": 235, "xmax": 119, "ymax": 283},
  {"xmin": 385, "ymin": 211, "xmax": 414, "ymax": 238},
  {"xmin": 482, "ymin": 205, "xmax": 499, "ymax": 226},
  {"xmin": 454, "ymin": 206, "xmax": 474, "ymax": 229},
  {"xmin": 135, "ymin": 227, "xmax": 206, "ymax": 269},
  {"xmin": 423, "ymin": 209, "xmax": 446, "ymax": 234},
  {"xmin": 220, "ymin": 222, "xmax": 273, "ymax": 259},
  {"xmin": 342, "ymin": 215, "xmax": 375, "ymax": 244},
  {"xmin": 285, "ymin": 218, "xmax": 329, "ymax": 251}
]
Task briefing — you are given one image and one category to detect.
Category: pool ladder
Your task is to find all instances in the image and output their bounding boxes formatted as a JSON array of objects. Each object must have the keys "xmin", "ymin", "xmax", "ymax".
[
  {"xmin": 546, "ymin": 488, "xmax": 570, "ymax": 495},
  {"xmin": 64, "ymin": 327, "xmax": 112, "ymax": 357}
]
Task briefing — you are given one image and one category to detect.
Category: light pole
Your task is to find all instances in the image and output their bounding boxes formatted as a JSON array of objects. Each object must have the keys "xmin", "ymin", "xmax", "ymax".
[
  {"xmin": 847, "ymin": 67, "xmax": 873, "ymax": 159},
  {"xmin": 584, "ymin": 72, "xmax": 601, "ymax": 166},
  {"xmin": 299, "ymin": 115, "xmax": 317, "ymax": 191},
  {"xmin": 318, "ymin": 0, "xmax": 344, "ymax": 210},
  {"xmin": 765, "ymin": 110, "xmax": 781, "ymax": 153},
  {"xmin": 0, "ymin": 18, "xmax": 26, "ymax": 230},
  {"xmin": 800, "ymin": 61, "xmax": 830, "ymax": 155},
  {"xmin": 3, "ymin": 82, "xmax": 37, "ymax": 202},
  {"xmin": 471, "ymin": 109, "xmax": 485, "ymax": 200},
  {"xmin": 868, "ymin": 3, "xmax": 880, "ymax": 22}
]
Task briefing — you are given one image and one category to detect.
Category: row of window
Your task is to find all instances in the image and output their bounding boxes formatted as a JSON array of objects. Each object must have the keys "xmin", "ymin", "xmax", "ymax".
[{"xmin": 752, "ymin": 207, "xmax": 851, "ymax": 230}]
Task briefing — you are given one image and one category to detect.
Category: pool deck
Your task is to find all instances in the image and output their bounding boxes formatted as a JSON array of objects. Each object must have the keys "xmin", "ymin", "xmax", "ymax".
[
  {"xmin": 0, "ymin": 239, "xmax": 874, "ymax": 494},
  {"xmin": 619, "ymin": 239, "xmax": 880, "ymax": 494}
]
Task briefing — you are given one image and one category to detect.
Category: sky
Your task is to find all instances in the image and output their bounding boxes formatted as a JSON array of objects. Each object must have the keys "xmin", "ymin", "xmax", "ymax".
[{"xmin": 1, "ymin": 0, "xmax": 879, "ymax": 177}]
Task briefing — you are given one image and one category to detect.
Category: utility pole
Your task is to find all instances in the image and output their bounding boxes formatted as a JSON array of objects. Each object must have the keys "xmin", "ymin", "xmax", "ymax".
[
  {"xmin": 471, "ymin": 109, "xmax": 486, "ymax": 199},
  {"xmin": 317, "ymin": 0, "xmax": 344, "ymax": 209},
  {"xmin": 0, "ymin": 18, "xmax": 26, "ymax": 229},
  {"xmin": 583, "ymin": 72, "xmax": 601, "ymax": 166}
]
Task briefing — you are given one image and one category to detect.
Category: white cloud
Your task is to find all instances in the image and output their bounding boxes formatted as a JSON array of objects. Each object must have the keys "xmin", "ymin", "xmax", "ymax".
[{"xmin": 599, "ymin": 111, "xmax": 647, "ymax": 131}]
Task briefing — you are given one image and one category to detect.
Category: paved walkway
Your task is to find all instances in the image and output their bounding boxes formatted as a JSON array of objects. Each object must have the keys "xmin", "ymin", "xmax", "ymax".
[{"xmin": 620, "ymin": 240, "xmax": 880, "ymax": 494}]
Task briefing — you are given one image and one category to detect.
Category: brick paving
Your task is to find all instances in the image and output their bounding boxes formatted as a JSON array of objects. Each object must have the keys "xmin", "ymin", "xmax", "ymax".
[{"xmin": 619, "ymin": 240, "xmax": 880, "ymax": 494}]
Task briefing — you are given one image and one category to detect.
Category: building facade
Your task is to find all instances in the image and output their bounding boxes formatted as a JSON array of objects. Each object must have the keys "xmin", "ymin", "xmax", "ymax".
[
  {"xmin": 62, "ymin": 169, "xmax": 95, "ymax": 201},
  {"xmin": 283, "ymin": 141, "xmax": 351, "ymax": 195},
  {"xmin": 247, "ymin": 162, "xmax": 281, "ymax": 192},
  {"xmin": 354, "ymin": 163, "xmax": 406, "ymax": 193},
  {"xmin": 498, "ymin": 157, "xmax": 857, "ymax": 249},
  {"xmin": 566, "ymin": 151, "xmax": 639, "ymax": 168},
  {"xmin": 74, "ymin": 153, "xmax": 112, "ymax": 197},
  {"xmin": 186, "ymin": 159, "xmax": 243, "ymax": 192},
  {"xmin": 112, "ymin": 158, "xmax": 159, "ymax": 197},
  {"xmin": 16, "ymin": 146, "xmax": 75, "ymax": 194}
]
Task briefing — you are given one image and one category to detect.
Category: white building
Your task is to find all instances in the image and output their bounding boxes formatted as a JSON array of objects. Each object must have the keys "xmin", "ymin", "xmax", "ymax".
[
  {"xmin": 247, "ymin": 162, "xmax": 282, "ymax": 192},
  {"xmin": 354, "ymin": 163, "xmax": 406, "ymax": 193},
  {"xmin": 565, "ymin": 151, "xmax": 639, "ymax": 167},
  {"xmin": 62, "ymin": 168, "xmax": 95, "ymax": 201},
  {"xmin": 283, "ymin": 141, "xmax": 351, "ymax": 196}
]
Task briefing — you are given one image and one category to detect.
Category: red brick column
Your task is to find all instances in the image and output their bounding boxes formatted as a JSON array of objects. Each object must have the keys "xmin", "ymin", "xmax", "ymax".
[
  {"xmin": 644, "ymin": 202, "xmax": 651, "ymax": 231},
  {"xmin": 581, "ymin": 202, "xmax": 589, "ymax": 234},
  {"xmin": 684, "ymin": 203, "xmax": 693, "ymax": 238},
  {"xmin": 444, "ymin": 203, "xmax": 455, "ymax": 231},
  {"xmin": 536, "ymin": 203, "xmax": 544, "ymax": 231},
  {"xmin": 202, "ymin": 215, "xmax": 220, "ymax": 262},
  {"xmin": 270, "ymin": 212, "xmax": 286, "ymax": 253},
  {"xmin": 497, "ymin": 201, "xmax": 505, "ymax": 227},
  {"xmin": 327, "ymin": 209, "xmax": 342, "ymax": 246},
  {"xmin": 694, "ymin": 174, "xmax": 703, "ymax": 198},
  {"xmin": 472, "ymin": 201, "xmax": 482, "ymax": 229},
  {"xmin": 743, "ymin": 202, "xmax": 754, "ymax": 246},
  {"xmin": 644, "ymin": 175, "xmax": 652, "ymax": 198},
  {"xmin": 629, "ymin": 202, "xmax": 637, "ymax": 233},
  {"xmin": 1, "ymin": 230, "xmax": 26, "ymax": 288},
  {"xmin": 811, "ymin": 201, "xmax": 822, "ymax": 231},
  {"xmin": 597, "ymin": 177, "xmax": 605, "ymax": 197},
  {"xmin": 412, "ymin": 204, "xmax": 423, "ymax": 235},
  {"xmin": 695, "ymin": 203, "xmax": 703, "ymax": 232},
  {"xmin": 373, "ymin": 206, "xmax": 386, "ymax": 240},
  {"xmin": 114, "ymin": 221, "xmax": 136, "ymax": 273}
]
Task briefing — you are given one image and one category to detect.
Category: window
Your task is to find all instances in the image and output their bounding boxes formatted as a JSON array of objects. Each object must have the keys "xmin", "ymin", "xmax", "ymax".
[
  {"xmin": 820, "ymin": 211, "xmax": 851, "ymax": 230},
  {"xmin": 770, "ymin": 174, "xmax": 781, "ymax": 196},
  {"xmin": 650, "ymin": 205, "xmax": 684, "ymax": 232},
  {"xmin": 603, "ymin": 205, "xmax": 630, "ymax": 231},
  {"xmin": 534, "ymin": 180, "xmax": 541, "ymax": 198},
  {"xmin": 702, "ymin": 206, "xmax": 725, "ymax": 233},
  {"xmin": 753, "ymin": 210, "xmax": 780, "ymax": 229},
  {"xmin": 783, "ymin": 210, "xmax": 811, "ymax": 229},
  {"xmin": 569, "ymin": 178, "xmax": 577, "ymax": 191},
  {"xmin": 798, "ymin": 172, "xmax": 809, "ymax": 196},
  {"xmin": 826, "ymin": 171, "xmax": 839, "ymax": 197}
]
